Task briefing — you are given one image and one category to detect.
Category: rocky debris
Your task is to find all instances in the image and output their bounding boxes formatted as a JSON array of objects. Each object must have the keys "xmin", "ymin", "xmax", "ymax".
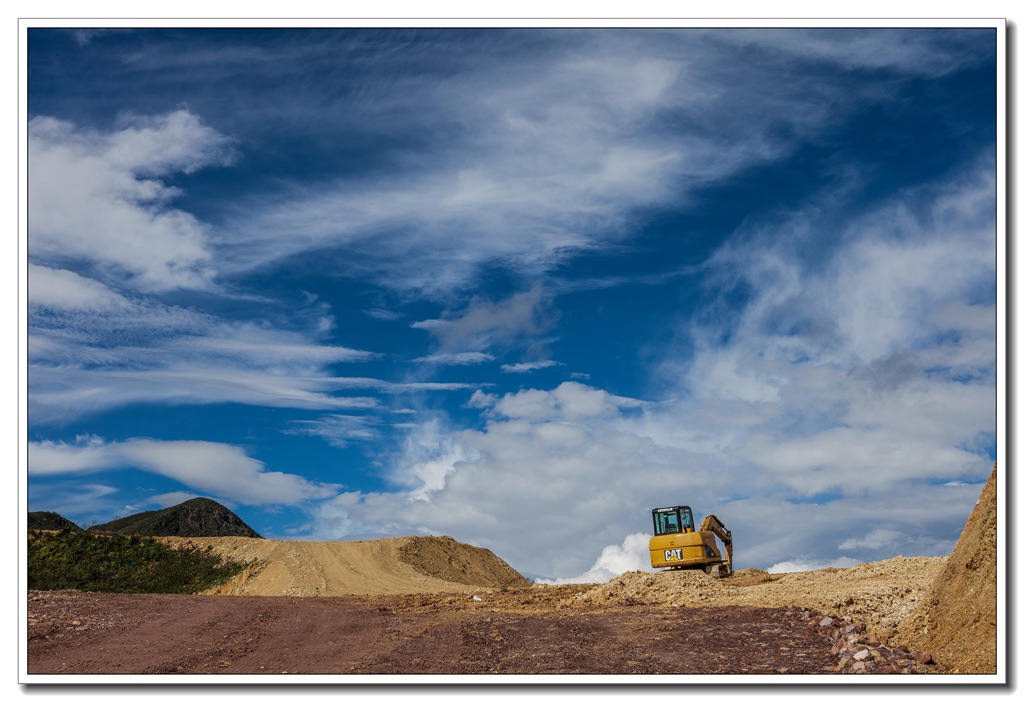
[
  {"xmin": 788, "ymin": 607, "xmax": 936, "ymax": 674},
  {"xmin": 565, "ymin": 569, "xmax": 731, "ymax": 607}
]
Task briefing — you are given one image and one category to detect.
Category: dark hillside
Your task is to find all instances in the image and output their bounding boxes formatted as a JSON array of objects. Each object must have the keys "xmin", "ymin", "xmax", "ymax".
[
  {"xmin": 28, "ymin": 511, "xmax": 83, "ymax": 532},
  {"xmin": 88, "ymin": 498, "xmax": 262, "ymax": 538}
]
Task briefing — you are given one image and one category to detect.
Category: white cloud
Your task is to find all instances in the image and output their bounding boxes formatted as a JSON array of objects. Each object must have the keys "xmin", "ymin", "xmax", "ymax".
[
  {"xmin": 27, "ymin": 365, "xmax": 383, "ymax": 424},
  {"xmin": 28, "ymin": 437, "xmax": 338, "ymax": 505},
  {"xmin": 491, "ymin": 382, "xmax": 647, "ymax": 421},
  {"xmin": 668, "ymin": 165, "xmax": 997, "ymax": 503},
  {"xmin": 28, "ymin": 264, "xmax": 133, "ymax": 312},
  {"xmin": 412, "ymin": 352, "xmax": 494, "ymax": 365},
  {"xmin": 536, "ymin": 533, "xmax": 655, "ymax": 584},
  {"xmin": 28, "ymin": 110, "xmax": 234, "ymax": 292},
  {"xmin": 28, "ymin": 277, "xmax": 381, "ymax": 422},
  {"xmin": 501, "ymin": 360, "xmax": 563, "ymax": 373},
  {"xmin": 213, "ymin": 30, "xmax": 950, "ymax": 297},
  {"xmin": 465, "ymin": 390, "xmax": 497, "ymax": 409},
  {"xmin": 838, "ymin": 528, "xmax": 905, "ymax": 552},
  {"xmin": 166, "ymin": 326, "xmax": 376, "ymax": 371},
  {"xmin": 725, "ymin": 28, "xmax": 993, "ymax": 78},
  {"xmin": 412, "ymin": 285, "xmax": 553, "ymax": 352},
  {"xmin": 364, "ymin": 308, "xmax": 402, "ymax": 321},
  {"xmin": 391, "ymin": 418, "xmax": 481, "ymax": 501},
  {"xmin": 767, "ymin": 557, "xmax": 861, "ymax": 574}
]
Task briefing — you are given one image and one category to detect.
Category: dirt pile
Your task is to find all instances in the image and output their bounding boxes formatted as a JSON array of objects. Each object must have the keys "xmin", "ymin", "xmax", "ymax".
[
  {"xmin": 397, "ymin": 535, "xmax": 530, "ymax": 589},
  {"xmin": 160, "ymin": 535, "xmax": 526, "ymax": 597},
  {"xmin": 567, "ymin": 555, "xmax": 947, "ymax": 643},
  {"xmin": 892, "ymin": 464, "xmax": 997, "ymax": 674}
]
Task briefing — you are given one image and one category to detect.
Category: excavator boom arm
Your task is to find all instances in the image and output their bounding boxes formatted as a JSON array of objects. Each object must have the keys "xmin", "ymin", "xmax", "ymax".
[{"xmin": 699, "ymin": 514, "xmax": 733, "ymax": 571}]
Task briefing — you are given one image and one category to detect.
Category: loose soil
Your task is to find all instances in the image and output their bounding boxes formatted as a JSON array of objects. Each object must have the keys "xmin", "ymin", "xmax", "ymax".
[{"xmin": 25, "ymin": 466, "xmax": 998, "ymax": 678}]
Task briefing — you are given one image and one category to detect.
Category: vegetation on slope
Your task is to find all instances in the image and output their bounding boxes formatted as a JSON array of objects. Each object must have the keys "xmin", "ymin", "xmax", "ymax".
[
  {"xmin": 88, "ymin": 497, "xmax": 262, "ymax": 538},
  {"xmin": 28, "ymin": 528, "xmax": 250, "ymax": 594}
]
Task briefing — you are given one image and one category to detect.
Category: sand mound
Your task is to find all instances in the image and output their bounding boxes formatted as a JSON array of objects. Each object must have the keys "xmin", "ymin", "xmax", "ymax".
[
  {"xmin": 160, "ymin": 535, "xmax": 527, "ymax": 597},
  {"xmin": 892, "ymin": 464, "xmax": 997, "ymax": 674}
]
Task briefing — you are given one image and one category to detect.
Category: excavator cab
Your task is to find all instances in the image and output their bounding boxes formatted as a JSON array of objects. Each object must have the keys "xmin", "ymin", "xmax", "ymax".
[
  {"xmin": 652, "ymin": 506, "xmax": 695, "ymax": 536},
  {"xmin": 649, "ymin": 505, "xmax": 733, "ymax": 577}
]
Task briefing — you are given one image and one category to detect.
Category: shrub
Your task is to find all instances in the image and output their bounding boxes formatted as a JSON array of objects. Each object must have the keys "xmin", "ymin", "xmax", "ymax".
[{"xmin": 28, "ymin": 529, "xmax": 249, "ymax": 594}]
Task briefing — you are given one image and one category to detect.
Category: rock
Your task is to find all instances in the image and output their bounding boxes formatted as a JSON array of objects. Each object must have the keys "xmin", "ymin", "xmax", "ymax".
[{"xmin": 913, "ymin": 650, "xmax": 933, "ymax": 664}]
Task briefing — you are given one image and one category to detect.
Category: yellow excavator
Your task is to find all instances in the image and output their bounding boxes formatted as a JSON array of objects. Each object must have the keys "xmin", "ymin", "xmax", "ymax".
[{"xmin": 649, "ymin": 505, "xmax": 733, "ymax": 577}]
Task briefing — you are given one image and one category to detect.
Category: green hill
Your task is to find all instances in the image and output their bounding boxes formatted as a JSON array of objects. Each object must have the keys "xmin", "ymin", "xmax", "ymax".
[
  {"xmin": 88, "ymin": 497, "xmax": 262, "ymax": 538},
  {"xmin": 28, "ymin": 511, "xmax": 83, "ymax": 532}
]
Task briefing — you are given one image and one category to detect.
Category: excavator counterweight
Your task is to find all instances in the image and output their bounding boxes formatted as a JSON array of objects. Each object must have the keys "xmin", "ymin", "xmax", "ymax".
[{"xmin": 649, "ymin": 506, "xmax": 733, "ymax": 577}]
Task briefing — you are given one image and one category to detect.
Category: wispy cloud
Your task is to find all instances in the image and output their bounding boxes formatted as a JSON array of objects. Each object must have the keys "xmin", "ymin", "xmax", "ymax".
[
  {"xmin": 28, "ymin": 366, "xmax": 401, "ymax": 424},
  {"xmin": 501, "ymin": 360, "xmax": 563, "ymax": 373},
  {"xmin": 412, "ymin": 352, "xmax": 495, "ymax": 365},
  {"xmin": 29, "ymin": 292, "xmax": 382, "ymax": 422},
  {"xmin": 364, "ymin": 308, "xmax": 402, "ymax": 321},
  {"xmin": 721, "ymin": 27, "xmax": 995, "ymax": 77},
  {"xmin": 211, "ymin": 30, "xmax": 951, "ymax": 297},
  {"xmin": 285, "ymin": 414, "xmax": 381, "ymax": 449}
]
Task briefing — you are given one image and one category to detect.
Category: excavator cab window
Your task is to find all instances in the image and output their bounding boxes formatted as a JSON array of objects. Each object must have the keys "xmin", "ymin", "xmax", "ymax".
[{"xmin": 652, "ymin": 506, "xmax": 694, "ymax": 536}]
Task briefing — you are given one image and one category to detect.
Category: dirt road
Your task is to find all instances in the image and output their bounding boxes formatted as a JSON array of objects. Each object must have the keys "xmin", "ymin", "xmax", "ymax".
[{"xmin": 28, "ymin": 588, "xmax": 844, "ymax": 676}]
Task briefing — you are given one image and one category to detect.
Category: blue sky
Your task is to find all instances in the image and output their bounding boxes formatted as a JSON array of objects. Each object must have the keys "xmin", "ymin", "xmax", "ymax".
[{"xmin": 24, "ymin": 25, "xmax": 1000, "ymax": 581}]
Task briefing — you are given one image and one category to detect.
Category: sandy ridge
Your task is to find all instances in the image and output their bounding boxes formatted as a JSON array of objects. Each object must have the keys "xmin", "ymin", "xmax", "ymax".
[{"xmin": 161, "ymin": 535, "xmax": 526, "ymax": 596}]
